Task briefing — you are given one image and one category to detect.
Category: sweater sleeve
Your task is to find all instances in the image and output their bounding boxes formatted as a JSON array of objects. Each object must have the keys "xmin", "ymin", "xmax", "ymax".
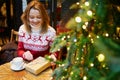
[
  {"xmin": 53, "ymin": 51, "xmax": 59, "ymax": 59},
  {"xmin": 17, "ymin": 42, "xmax": 25, "ymax": 58},
  {"xmin": 17, "ymin": 25, "xmax": 26, "ymax": 58},
  {"xmin": 48, "ymin": 27, "xmax": 59, "ymax": 59},
  {"xmin": 48, "ymin": 27, "xmax": 56, "ymax": 46}
]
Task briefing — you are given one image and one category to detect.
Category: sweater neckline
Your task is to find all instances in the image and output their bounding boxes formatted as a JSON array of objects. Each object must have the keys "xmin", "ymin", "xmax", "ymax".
[{"xmin": 31, "ymin": 26, "xmax": 41, "ymax": 33}]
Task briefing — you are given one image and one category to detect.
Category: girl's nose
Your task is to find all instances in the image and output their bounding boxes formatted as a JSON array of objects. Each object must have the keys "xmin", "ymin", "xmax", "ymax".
[{"xmin": 33, "ymin": 18, "xmax": 38, "ymax": 22}]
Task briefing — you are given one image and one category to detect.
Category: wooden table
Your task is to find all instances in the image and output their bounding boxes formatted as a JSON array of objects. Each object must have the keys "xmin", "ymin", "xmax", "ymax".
[{"xmin": 0, "ymin": 63, "xmax": 53, "ymax": 80}]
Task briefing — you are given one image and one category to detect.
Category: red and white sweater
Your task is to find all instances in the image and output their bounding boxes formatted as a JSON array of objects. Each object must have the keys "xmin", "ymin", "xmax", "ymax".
[{"xmin": 17, "ymin": 24, "xmax": 58, "ymax": 59}]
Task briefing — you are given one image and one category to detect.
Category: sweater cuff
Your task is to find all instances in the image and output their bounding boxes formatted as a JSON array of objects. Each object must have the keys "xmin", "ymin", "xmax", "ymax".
[{"xmin": 53, "ymin": 51, "xmax": 59, "ymax": 59}]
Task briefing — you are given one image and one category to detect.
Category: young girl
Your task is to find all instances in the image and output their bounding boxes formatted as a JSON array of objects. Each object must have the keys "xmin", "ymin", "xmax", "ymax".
[{"xmin": 17, "ymin": 0, "xmax": 58, "ymax": 61}]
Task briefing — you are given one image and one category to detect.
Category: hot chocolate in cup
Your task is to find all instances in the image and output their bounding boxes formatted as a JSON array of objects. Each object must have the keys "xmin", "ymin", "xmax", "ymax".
[{"xmin": 10, "ymin": 57, "xmax": 25, "ymax": 71}]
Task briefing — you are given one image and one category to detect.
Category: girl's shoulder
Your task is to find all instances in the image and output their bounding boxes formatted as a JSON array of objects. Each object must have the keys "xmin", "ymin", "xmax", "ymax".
[
  {"xmin": 46, "ymin": 26, "xmax": 56, "ymax": 36},
  {"xmin": 18, "ymin": 24, "xmax": 28, "ymax": 35},
  {"xmin": 19, "ymin": 24, "xmax": 26, "ymax": 32},
  {"xmin": 48, "ymin": 26, "xmax": 56, "ymax": 33}
]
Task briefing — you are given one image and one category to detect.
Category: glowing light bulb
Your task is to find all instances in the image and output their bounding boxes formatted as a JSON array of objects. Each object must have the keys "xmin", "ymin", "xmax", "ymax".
[
  {"xmin": 85, "ymin": 2, "xmax": 89, "ymax": 6},
  {"xmin": 75, "ymin": 16, "xmax": 81, "ymax": 23},
  {"xmin": 62, "ymin": 64, "xmax": 65, "ymax": 66},
  {"xmin": 67, "ymin": 35, "xmax": 70, "ymax": 38},
  {"xmin": 61, "ymin": 38, "xmax": 64, "ymax": 40},
  {"xmin": 88, "ymin": 34, "xmax": 91, "ymax": 37},
  {"xmin": 105, "ymin": 33, "xmax": 109, "ymax": 37},
  {"xmin": 61, "ymin": 76, "xmax": 65, "ymax": 80},
  {"xmin": 70, "ymin": 71, "xmax": 73, "ymax": 75},
  {"xmin": 97, "ymin": 36, "xmax": 99, "ymax": 38},
  {"xmin": 76, "ymin": 57, "xmax": 79, "ymax": 60},
  {"xmin": 98, "ymin": 54, "xmax": 105, "ymax": 62},
  {"xmin": 76, "ymin": 2, "xmax": 80, "ymax": 5},
  {"xmin": 62, "ymin": 36, "xmax": 66, "ymax": 40},
  {"xmin": 58, "ymin": 48, "xmax": 60, "ymax": 51},
  {"xmin": 67, "ymin": 47, "xmax": 70, "ymax": 50},
  {"xmin": 85, "ymin": 22, "xmax": 88, "ymax": 25},
  {"xmin": 82, "ymin": 25, "xmax": 87, "ymax": 29},
  {"xmin": 90, "ymin": 63, "xmax": 94, "ymax": 67},
  {"xmin": 83, "ymin": 76, "xmax": 87, "ymax": 80},
  {"xmin": 87, "ymin": 10, "xmax": 92, "ymax": 16},
  {"xmin": 102, "ymin": 64, "xmax": 106, "ymax": 68},
  {"xmin": 74, "ymin": 39, "xmax": 77, "ymax": 42},
  {"xmin": 91, "ymin": 38, "xmax": 94, "ymax": 43}
]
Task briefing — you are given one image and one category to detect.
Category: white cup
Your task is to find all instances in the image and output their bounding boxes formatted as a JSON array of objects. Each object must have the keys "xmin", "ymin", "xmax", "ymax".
[{"xmin": 10, "ymin": 57, "xmax": 24, "ymax": 70}]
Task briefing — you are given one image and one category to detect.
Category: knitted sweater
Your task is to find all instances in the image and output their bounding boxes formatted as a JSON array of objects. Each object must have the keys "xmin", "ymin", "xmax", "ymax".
[{"xmin": 17, "ymin": 24, "xmax": 57, "ymax": 59}]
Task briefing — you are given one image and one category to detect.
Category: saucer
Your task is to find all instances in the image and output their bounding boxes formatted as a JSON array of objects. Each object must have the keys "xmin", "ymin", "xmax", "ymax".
[{"xmin": 10, "ymin": 65, "xmax": 25, "ymax": 71}]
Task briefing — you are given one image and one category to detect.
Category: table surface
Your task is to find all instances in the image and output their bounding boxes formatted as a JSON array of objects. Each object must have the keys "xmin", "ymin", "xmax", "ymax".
[{"xmin": 0, "ymin": 63, "xmax": 53, "ymax": 80}]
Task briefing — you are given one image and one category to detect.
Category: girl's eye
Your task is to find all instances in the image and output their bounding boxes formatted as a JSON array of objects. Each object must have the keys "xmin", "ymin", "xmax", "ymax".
[
  {"xmin": 29, "ymin": 16, "xmax": 41, "ymax": 19},
  {"xmin": 37, "ymin": 16, "xmax": 42, "ymax": 19},
  {"xmin": 29, "ymin": 16, "xmax": 34, "ymax": 19}
]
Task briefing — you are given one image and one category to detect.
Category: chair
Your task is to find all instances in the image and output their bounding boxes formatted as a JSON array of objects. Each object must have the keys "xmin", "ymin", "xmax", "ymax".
[
  {"xmin": 0, "ymin": 29, "xmax": 18, "ymax": 65},
  {"xmin": 10, "ymin": 29, "xmax": 19, "ymax": 42},
  {"xmin": 0, "ymin": 27, "xmax": 9, "ymax": 46}
]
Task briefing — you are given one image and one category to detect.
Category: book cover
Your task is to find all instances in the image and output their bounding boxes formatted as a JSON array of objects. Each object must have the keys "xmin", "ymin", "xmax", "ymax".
[{"xmin": 25, "ymin": 56, "xmax": 51, "ymax": 75}]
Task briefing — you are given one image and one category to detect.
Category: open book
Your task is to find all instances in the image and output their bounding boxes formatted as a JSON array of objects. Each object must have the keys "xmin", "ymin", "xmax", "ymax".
[{"xmin": 25, "ymin": 56, "xmax": 51, "ymax": 75}]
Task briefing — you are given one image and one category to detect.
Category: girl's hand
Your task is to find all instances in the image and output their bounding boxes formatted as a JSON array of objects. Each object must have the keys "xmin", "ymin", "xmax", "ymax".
[
  {"xmin": 23, "ymin": 51, "xmax": 33, "ymax": 61},
  {"xmin": 49, "ymin": 54, "xmax": 57, "ymax": 62},
  {"xmin": 49, "ymin": 54, "xmax": 57, "ymax": 70},
  {"xmin": 49, "ymin": 54, "xmax": 57, "ymax": 65}
]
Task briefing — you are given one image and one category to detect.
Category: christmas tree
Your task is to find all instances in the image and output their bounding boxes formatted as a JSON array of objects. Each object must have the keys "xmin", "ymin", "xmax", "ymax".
[{"xmin": 50, "ymin": 0, "xmax": 120, "ymax": 80}]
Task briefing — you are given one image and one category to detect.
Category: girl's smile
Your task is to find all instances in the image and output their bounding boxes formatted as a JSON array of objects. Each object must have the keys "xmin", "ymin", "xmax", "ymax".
[{"xmin": 29, "ymin": 8, "xmax": 42, "ymax": 28}]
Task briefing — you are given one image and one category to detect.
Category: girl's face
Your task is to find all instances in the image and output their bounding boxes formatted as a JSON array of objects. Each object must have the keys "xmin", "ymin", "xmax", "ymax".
[{"xmin": 29, "ymin": 8, "xmax": 42, "ymax": 28}]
